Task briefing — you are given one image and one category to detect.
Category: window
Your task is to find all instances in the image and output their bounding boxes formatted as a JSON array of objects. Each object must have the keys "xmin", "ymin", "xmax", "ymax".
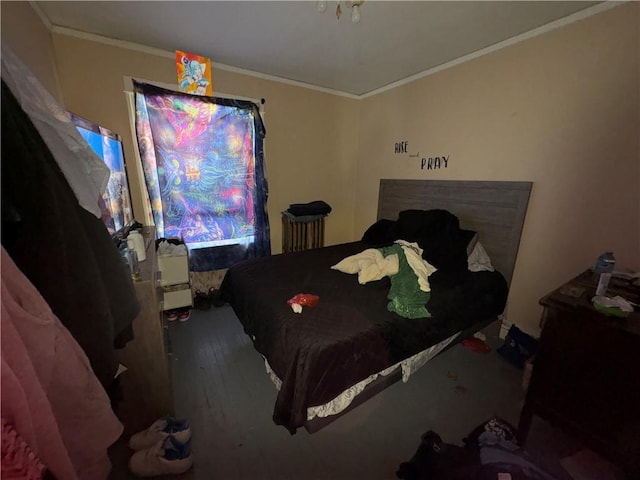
[
  {"xmin": 132, "ymin": 81, "xmax": 270, "ymax": 271},
  {"xmin": 70, "ymin": 113, "xmax": 134, "ymax": 235}
]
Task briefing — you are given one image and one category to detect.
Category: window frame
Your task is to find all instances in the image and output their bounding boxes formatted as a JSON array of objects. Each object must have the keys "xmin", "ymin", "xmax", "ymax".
[{"xmin": 122, "ymin": 76, "xmax": 265, "ymax": 228}]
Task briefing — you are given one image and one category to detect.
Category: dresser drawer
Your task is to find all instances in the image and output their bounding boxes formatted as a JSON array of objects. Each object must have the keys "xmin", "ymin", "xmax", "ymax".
[
  {"xmin": 158, "ymin": 254, "xmax": 189, "ymax": 286},
  {"xmin": 161, "ymin": 285, "xmax": 193, "ymax": 311}
]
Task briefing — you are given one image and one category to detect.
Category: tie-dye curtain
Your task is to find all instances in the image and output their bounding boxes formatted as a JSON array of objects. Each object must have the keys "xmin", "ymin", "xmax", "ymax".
[{"xmin": 133, "ymin": 81, "xmax": 270, "ymax": 271}]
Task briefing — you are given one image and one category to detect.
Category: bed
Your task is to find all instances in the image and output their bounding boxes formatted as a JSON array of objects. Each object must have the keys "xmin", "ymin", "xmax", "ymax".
[{"xmin": 220, "ymin": 179, "xmax": 532, "ymax": 434}]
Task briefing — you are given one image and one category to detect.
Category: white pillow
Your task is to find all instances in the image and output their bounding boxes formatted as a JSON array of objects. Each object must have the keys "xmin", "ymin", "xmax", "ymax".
[
  {"xmin": 331, "ymin": 249, "xmax": 399, "ymax": 284},
  {"xmin": 467, "ymin": 241, "xmax": 494, "ymax": 272}
]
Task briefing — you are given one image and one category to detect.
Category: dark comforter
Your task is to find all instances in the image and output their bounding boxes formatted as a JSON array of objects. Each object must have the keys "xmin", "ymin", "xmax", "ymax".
[{"xmin": 221, "ymin": 241, "xmax": 507, "ymax": 433}]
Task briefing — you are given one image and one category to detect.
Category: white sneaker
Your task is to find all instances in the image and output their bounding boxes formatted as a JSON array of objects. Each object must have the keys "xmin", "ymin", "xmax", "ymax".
[
  {"xmin": 128, "ymin": 435, "xmax": 193, "ymax": 477},
  {"xmin": 129, "ymin": 416, "xmax": 192, "ymax": 451}
]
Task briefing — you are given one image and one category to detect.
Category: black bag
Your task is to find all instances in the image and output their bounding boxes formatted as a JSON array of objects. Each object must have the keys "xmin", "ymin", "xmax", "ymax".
[
  {"xmin": 497, "ymin": 325, "xmax": 539, "ymax": 369},
  {"xmin": 396, "ymin": 431, "xmax": 479, "ymax": 480}
]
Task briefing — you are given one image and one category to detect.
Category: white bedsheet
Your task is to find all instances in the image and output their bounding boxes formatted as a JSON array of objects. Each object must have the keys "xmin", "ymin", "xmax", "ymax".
[{"xmin": 263, "ymin": 330, "xmax": 460, "ymax": 422}]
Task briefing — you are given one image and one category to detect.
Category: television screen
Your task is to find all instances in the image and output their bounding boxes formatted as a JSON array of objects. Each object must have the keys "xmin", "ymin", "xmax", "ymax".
[{"xmin": 71, "ymin": 114, "xmax": 134, "ymax": 235}]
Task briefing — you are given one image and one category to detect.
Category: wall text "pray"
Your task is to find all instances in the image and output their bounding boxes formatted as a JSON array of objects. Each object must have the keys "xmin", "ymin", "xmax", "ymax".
[{"xmin": 421, "ymin": 156, "xmax": 449, "ymax": 170}]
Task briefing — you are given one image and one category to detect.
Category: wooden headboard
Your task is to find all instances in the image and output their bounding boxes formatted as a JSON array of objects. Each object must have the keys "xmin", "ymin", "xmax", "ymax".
[{"xmin": 377, "ymin": 179, "xmax": 532, "ymax": 285}]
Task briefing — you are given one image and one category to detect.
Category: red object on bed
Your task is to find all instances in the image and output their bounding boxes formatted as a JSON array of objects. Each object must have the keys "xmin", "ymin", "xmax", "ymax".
[{"xmin": 287, "ymin": 293, "xmax": 320, "ymax": 308}]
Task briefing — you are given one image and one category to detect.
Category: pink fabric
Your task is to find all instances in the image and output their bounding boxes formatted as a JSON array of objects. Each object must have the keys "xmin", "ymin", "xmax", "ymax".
[
  {"xmin": 1, "ymin": 419, "xmax": 46, "ymax": 479},
  {"xmin": 1, "ymin": 248, "xmax": 123, "ymax": 479}
]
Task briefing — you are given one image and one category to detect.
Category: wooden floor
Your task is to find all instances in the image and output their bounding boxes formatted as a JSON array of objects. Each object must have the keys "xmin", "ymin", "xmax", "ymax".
[
  {"xmin": 109, "ymin": 306, "xmax": 630, "ymax": 479},
  {"xmin": 111, "ymin": 306, "xmax": 531, "ymax": 479}
]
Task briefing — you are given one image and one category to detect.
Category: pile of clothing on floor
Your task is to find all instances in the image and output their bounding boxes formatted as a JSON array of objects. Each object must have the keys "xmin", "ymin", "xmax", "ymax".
[{"xmin": 396, "ymin": 417, "xmax": 559, "ymax": 480}]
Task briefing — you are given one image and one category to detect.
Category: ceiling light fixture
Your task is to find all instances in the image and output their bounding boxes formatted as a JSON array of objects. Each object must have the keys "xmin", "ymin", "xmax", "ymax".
[
  {"xmin": 317, "ymin": 1, "xmax": 364, "ymax": 24},
  {"xmin": 351, "ymin": 4, "xmax": 361, "ymax": 23}
]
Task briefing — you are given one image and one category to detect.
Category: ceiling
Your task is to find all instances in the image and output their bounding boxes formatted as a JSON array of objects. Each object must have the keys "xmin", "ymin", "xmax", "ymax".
[{"xmin": 34, "ymin": 1, "xmax": 603, "ymax": 97}]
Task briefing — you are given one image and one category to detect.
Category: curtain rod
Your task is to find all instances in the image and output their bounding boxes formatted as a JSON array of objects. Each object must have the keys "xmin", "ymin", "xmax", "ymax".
[{"xmin": 123, "ymin": 76, "xmax": 265, "ymax": 107}]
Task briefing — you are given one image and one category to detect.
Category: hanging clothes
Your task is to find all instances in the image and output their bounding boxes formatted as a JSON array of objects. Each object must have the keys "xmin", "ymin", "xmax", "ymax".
[
  {"xmin": 0, "ymin": 80, "xmax": 140, "ymax": 388},
  {"xmin": 1, "ymin": 247, "xmax": 123, "ymax": 479},
  {"xmin": 1, "ymin": 45, "xmax": 109, "ymax": 219},
  {"xmin": 1, "ymin": 419, "xmax": 48, "ymax": 480}
]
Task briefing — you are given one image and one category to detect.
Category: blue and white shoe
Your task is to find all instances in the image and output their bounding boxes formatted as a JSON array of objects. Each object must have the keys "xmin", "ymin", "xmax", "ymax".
[
  {"xmin": 128, "ymin": 416, "xmax": 191, "ymax": 451},
  {"xmin": 128, "ymin": 435, "xmax": 193, "ymax": 477}
]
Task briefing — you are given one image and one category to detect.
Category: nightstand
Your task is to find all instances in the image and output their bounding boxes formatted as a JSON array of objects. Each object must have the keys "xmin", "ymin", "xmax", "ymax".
[{"xmin": 517, "ymin": 270, "xmax": 640, "ymax": 477}]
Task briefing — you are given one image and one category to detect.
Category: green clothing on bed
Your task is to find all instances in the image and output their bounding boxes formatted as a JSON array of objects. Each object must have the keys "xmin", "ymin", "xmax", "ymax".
[{"xmin": 379, "ymin": 244, "xmax": 431, "ymax": 319}]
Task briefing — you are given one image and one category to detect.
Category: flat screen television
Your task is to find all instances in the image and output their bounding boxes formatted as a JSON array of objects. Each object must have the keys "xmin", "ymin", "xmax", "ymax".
[{"xmin": 70, "ymin": 113, "xmax": 134, "ymax": 235}]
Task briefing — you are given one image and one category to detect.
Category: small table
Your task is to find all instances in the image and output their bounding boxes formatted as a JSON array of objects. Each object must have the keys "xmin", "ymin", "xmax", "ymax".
[{"xmin": 518, "ymin": 270, "xmax": 640, "ymax": 477}]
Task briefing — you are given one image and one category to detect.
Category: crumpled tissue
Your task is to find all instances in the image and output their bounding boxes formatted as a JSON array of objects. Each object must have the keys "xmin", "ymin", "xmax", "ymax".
[
  {"xmin": 592, "ymin": 295, "xmax": 634, "ymax": 317},
  {"xmin": 157, "ymin": 240, "xmax": 187, "ymax": 256}
]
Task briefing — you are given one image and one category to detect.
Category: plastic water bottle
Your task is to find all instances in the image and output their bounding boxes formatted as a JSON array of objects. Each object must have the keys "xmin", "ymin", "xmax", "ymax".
[
  {"xmin": 594, "ymin": 251, "xmax": 615, "ymax": 295},
  {"xmin": 127, "ymin": 230, "xmax": 146, "ymax": 262},
  {"xmin": 127, "ymin": 247, "xmax": 141, "ymax": 280},
  {"xmin": 594, "ymin": 251, "xmax": 615, "ymax": 275},
  {"xmin": 119, "ymin": 243, "xmax": 130, "ymax": 273}
]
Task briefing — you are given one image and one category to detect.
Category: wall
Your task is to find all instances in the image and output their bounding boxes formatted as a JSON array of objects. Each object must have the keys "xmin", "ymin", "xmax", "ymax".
[
  {"xmin": 0, "ymin": 2, "xmax": 61, "ymax": 101},
  {"xmin": 49, "ymin": 33, "xmax": 360, "ymax": 253},
  {"xmin": 355, "ymin": 3, "xmax": 640, "ymax": 335}
]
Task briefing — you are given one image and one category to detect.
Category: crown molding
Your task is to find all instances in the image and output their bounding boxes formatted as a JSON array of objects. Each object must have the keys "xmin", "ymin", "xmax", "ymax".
[
  {"xmin": 36, "ymin": 1, "xmax": 623, "ymax": 101},
  {"xmin": 361, "ymin": 1, "xmax": 625, "ymax": 98},
  {"xmin": 28, "ymin": 1, "xmax": 53, "ymax": 30},
  {"xmin": 49, "ymin": 25, "xmax": 360, "ymax": 100}
]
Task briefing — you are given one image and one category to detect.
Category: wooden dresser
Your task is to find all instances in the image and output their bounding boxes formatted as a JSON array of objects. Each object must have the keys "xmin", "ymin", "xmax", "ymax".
[
  {"xmin": 518, "ymin": 270, "xmax": 640, "ymax": 477},
  {"xmin": 115, "ymin": 227, "xmax": 174, "ymax": 436}
]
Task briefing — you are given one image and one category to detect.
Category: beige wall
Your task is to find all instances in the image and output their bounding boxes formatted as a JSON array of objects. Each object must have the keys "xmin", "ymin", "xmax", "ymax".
[
  {"xmin": 0, "ymin": 1, "xmax": 61, "ymax": 101},
  {"xmin": 355, "ymin": 3, "xmax": 640, "ymax": 335},
  {"xmin": 49, "ymin": 34, "xmax": 360, "ymax": 253}
]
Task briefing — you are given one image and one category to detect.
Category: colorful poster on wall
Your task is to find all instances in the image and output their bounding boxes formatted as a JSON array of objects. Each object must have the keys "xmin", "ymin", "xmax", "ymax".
[{"xmin": 175, "ymin": 50, "xmax": 212, "ymax": 96}]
